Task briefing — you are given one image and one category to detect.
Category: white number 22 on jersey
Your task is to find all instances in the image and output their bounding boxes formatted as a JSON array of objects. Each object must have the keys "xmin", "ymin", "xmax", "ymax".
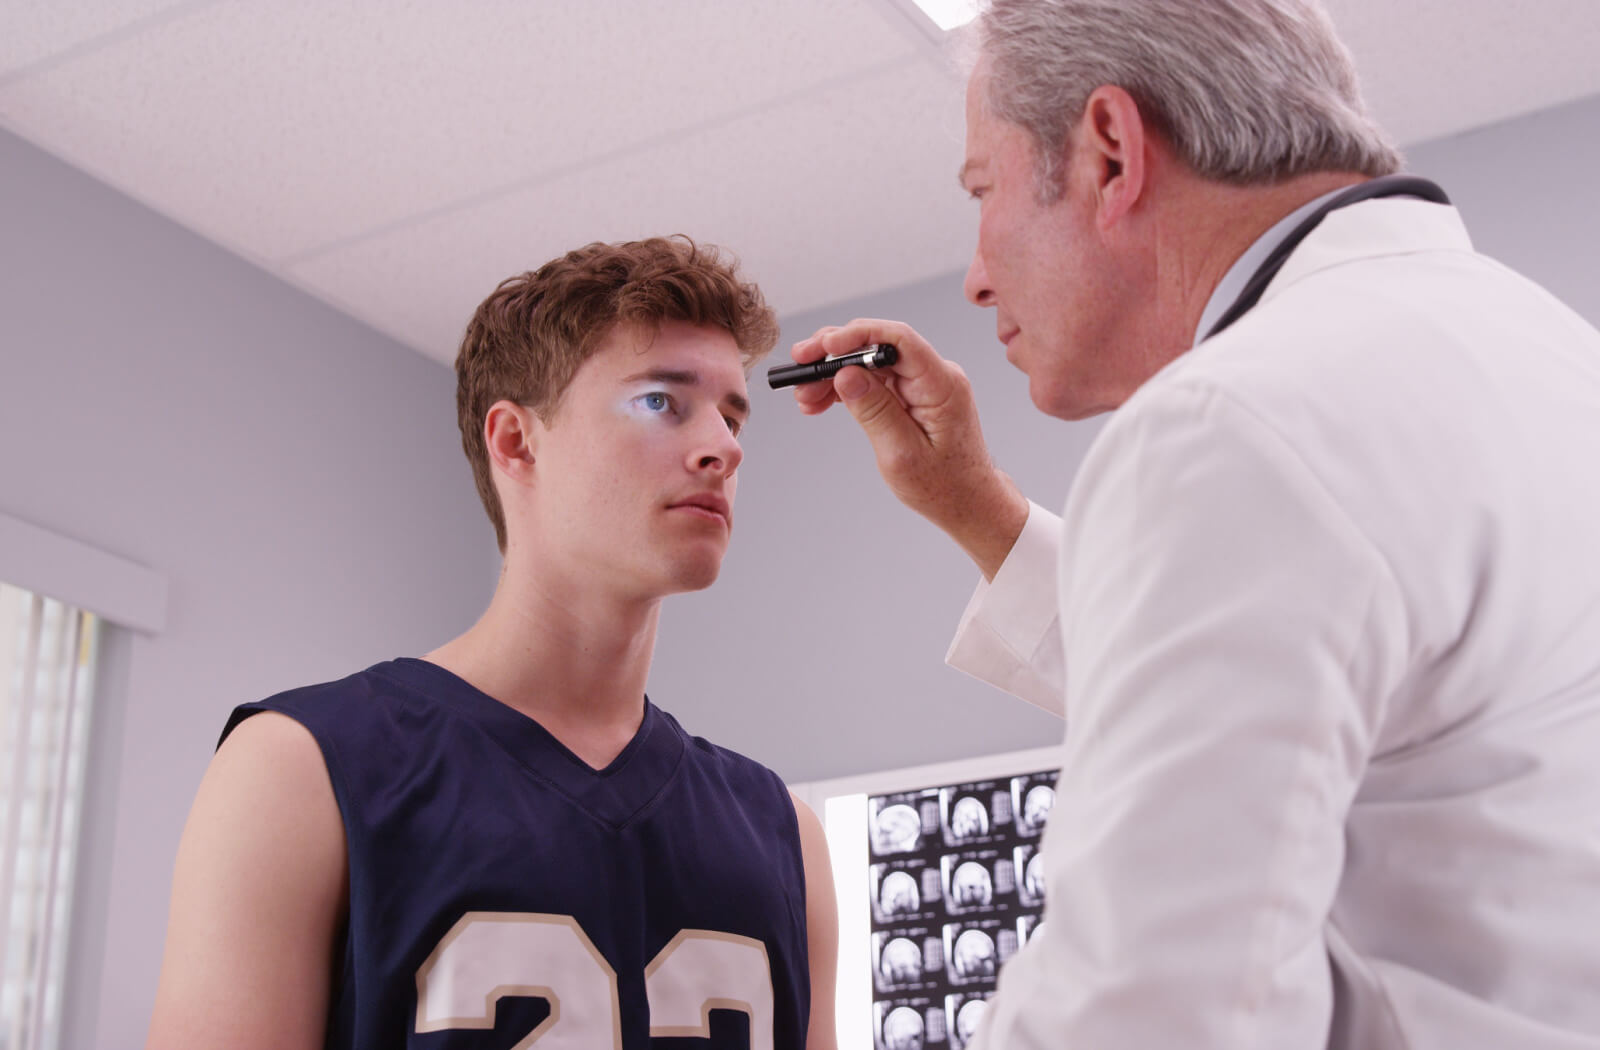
[{"xmin": 415, "ymin": 912, "xmax": 775, "ymax": 1049}]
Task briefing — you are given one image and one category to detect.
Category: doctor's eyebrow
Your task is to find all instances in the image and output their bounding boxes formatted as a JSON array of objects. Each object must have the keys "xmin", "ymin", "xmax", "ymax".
[{"xmin": 621, "ymin": 368, "xmax": 752, "ymax": 421}]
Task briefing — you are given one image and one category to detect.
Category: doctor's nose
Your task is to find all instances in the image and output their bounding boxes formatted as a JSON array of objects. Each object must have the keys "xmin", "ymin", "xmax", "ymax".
[{"xmin": 964, "ymin": 248, "xmax": 995, "ymax": 307}]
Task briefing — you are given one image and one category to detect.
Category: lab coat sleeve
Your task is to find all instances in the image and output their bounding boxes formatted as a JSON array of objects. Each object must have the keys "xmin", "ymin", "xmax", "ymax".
[
  {"xmin": 943, "ymin": 499, "xmax": 1068, "ymax": 717},
  {"xmin": 970, "ymin": 379, "xmax": 1408, "ymax": 1048}
]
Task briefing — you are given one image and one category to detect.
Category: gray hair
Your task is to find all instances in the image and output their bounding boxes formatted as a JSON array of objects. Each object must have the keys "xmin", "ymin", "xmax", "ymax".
[{"xmin": 974, "ymin": 0, "xmax": 1402, "ymax": 199}]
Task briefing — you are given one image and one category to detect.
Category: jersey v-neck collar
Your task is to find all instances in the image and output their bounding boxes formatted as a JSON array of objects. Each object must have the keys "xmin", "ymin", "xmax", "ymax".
[{"xmin": 379, "ymin": 657, "xmax": 685, "ymax": 828}]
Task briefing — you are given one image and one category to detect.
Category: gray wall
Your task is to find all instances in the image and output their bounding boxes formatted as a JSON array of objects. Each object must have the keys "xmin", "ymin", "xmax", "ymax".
[
  {"xmin": 0, "ymin": 128, "xmax": 496, "ymax": 1047},
  {"xmin": 1408, "ymin": 95, "xmax": 1600, "ymax": 319},
  {"xmin": 0, "ymin": 87, "xmax": 1596, "ymax": 1046}
]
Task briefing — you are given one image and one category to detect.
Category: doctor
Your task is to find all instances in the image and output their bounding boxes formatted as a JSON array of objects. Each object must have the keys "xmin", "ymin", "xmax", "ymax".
[{"xmin": 790, "ymin": 0, "xmax": 1600, "ymax": 1046}]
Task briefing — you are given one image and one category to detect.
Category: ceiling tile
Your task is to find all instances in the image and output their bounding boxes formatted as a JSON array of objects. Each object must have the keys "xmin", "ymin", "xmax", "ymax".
[
  {"xmin": 4, "ymin": 0, "xmax": 1597, "ymax": 372},
  {"xmin": 1327, "ymin": 0, "xmax": 1600, "ymax": 144},
  {"xmin": 0, "ymin": 0, "xmax": 921, "ymax": 260},
  {"xmin": 0, "ymin": 0, "xmax": 205, "ymax": 78},
  {"xmin": 288, "ymin": 56, "xmax": 975, "ymax": 363}
]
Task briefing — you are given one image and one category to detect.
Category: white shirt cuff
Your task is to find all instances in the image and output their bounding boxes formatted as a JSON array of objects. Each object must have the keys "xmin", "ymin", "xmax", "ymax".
[{"xmin": 944, "ymin": 500, "xmax": 1066, "ymax": 717}]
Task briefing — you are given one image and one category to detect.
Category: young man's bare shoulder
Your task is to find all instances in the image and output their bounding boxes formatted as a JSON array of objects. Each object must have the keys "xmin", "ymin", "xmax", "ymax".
[
  {"xmin": 194, "ymin": 709, "xmax": 343, "ymax": 864},
  {"xmin": 218, "ymin": 707, "xmax": 320, "ymax": 758},
  {"xmin": 146, "ymin": 712, "xmax": 347, "ymax": 1049}
]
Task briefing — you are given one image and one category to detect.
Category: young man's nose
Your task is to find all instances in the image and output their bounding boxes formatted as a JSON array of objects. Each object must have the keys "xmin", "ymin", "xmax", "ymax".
[{"xmin": 690, "ymin": 418, "xmax": 742, "ymax": 474}]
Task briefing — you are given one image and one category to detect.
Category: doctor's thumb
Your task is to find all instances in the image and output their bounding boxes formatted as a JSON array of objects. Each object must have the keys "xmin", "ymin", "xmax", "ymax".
[{"xmin": 835, "ymin": 366, "xmax": 923, "ymax": 459}]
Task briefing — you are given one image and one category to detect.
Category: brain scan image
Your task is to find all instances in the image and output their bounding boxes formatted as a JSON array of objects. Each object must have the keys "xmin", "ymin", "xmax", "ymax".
[
  {"xmin": 882, "ymin": 1006, "xmax": 925, "ymax": 1050},
  {"xmin": 874, "ymin": 803, "xmax": 922, "ymax": 854},
  {"xmin": 955, "ymin": 998, "xmax": 988, "ymax": 1047},
  {"xmin": 952, "ymin": 929, "xmax": 997, "ymax": 980},
  {"xmin": 1021, "ymin": 784, "xmax": 1056, "ymax": 831},
  {"xmin": 880, "ymin": 937, "xmax": 922, "ymax": 984},
  {"xmin": 1024, "ymin": 853, "xmax": 1045, "ymax": 902},
  {"xmin": 951, "ymin": 861, "xmax": 994, "ymax": 908},
  {"xmin": 879, "ymin": 870, "xmax": 920, "ymax": 916},
  {"xmin": 949, "ymin": 796, "xmax": 989, "ymax": 840}
]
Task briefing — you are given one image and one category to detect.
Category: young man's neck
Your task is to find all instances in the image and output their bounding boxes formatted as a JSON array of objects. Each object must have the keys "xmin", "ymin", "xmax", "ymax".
[{"xmin": 425, "ymin": 561, "xmax": 661, "ymax": 770}]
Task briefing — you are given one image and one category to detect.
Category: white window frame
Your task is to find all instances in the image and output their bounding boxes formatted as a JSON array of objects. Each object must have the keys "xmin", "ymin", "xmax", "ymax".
[{"xmin": 0, "ymin": 513, "xmax": 166, "ymax": 636}]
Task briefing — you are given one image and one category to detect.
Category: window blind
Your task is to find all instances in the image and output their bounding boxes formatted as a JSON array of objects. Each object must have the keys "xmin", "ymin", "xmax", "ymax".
[{"xmin": 0, "ymin": 583, "xmax": 101, "ymax": 1050}]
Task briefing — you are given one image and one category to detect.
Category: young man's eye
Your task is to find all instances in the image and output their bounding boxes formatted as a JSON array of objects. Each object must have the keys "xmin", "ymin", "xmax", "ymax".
[
  {"xmin": 638, "ymin": 392, "xmax": 672, "ymax": 413},
  {"xmin": 724, "ymin": 416, "xmax": 743, "ymax": 437}
]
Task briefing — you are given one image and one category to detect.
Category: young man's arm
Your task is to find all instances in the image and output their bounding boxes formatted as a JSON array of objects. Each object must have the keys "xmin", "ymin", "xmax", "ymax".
[
  {"xmin": 791, "ymin": 793, "xmax": 839, "ymax": 1050},
  {"xmin": 145, "ymin": 712, "xmax": 347, "ymax": 1050}
]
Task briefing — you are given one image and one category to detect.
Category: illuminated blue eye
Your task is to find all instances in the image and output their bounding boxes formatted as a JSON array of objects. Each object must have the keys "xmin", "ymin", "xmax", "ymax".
[{"xmin": 639, "ymin": 392, "xmax": 670, "ymax": 413}]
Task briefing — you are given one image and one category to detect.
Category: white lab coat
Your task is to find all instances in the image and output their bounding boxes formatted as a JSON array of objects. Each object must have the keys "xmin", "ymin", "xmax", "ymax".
[{"xmin": 948, "ymin": 198, "xmax": 1600, "ymax": 1048}]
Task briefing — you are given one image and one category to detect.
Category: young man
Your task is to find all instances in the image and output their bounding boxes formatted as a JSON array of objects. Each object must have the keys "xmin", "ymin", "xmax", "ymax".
[{"xmin": 147, "ymin": 237, "xmax": 838, "ymax": 1049}]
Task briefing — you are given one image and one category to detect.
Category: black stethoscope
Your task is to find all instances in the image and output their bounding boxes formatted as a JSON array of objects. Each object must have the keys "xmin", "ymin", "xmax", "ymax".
[{"xmin": 1203, "ymin": 175, "xmax": 1451, "ymax": 340}]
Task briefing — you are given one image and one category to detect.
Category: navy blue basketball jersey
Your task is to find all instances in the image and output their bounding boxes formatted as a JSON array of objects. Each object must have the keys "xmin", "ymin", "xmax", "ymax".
[{"xmin": 221, "ymin": 658, "xmax": 810, "ymax": 1049}]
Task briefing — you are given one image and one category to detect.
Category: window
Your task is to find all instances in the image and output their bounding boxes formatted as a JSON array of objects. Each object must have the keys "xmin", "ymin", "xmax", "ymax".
[{"xmin": 0, "ymin": 583, "xmax": 101, "ymax": 1050}]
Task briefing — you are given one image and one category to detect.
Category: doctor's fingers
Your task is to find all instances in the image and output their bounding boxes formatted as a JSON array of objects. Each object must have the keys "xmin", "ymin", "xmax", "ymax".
[{"xmin": 789, "ymin": 318, "xmax": 967, "ymax": 416}]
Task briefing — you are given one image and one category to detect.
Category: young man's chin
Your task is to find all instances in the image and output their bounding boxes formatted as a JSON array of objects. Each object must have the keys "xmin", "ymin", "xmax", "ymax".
[
  {"xmin": 659, "ymin": 551, "xmax": 726, "ymax": 595},
  {"xmin": 680, "ymin": 561, "xmax": 725, "ymax": 593}
]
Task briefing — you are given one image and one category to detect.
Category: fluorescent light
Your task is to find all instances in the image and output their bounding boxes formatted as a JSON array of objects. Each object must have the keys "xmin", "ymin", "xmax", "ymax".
[{"xmin": 908, "ymin": 0, "xmax": 982, "ymax": 31}]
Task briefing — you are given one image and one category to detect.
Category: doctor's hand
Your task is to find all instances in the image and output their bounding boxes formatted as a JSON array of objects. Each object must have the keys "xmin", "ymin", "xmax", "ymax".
[{"xmin": 789, "ymin": 319, "xmax": 1029, "ymax": 580}]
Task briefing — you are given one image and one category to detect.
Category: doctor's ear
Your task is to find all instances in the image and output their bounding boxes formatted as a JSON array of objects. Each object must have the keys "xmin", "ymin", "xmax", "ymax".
[
  {"xmin": 484, "ymin": 400, "xmax": 540, "ymax": 483},
  {"xmin": 1078, "ymin": 84, "xmax": 1149, "ymax": 228}
]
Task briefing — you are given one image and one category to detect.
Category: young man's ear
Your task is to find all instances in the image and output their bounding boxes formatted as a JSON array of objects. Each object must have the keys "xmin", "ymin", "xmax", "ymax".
[{"xmin": 484, "ymin": 400, "xmax": 539, "ymax": 485}]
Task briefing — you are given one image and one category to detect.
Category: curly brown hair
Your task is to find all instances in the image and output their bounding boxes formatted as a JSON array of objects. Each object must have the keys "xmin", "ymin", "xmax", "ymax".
[{"xmin": 455, "ymin": 236, "xmax": 779, "ymax": 551}]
